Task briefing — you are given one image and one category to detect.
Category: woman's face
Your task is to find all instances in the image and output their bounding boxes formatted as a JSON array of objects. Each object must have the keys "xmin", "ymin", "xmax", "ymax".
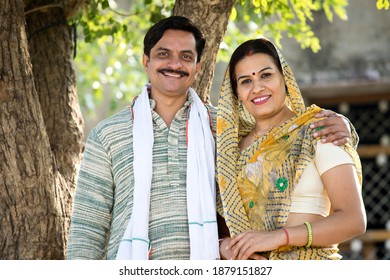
[{"xmin": 235, "ymin": 53, "xmax": 288, "ymax": 121}]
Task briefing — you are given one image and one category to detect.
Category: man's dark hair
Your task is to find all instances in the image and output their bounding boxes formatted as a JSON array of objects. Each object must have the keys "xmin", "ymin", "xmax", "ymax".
[{"xmin": 143, "ymin": 16, "xmax": 206, "ymax": 63}]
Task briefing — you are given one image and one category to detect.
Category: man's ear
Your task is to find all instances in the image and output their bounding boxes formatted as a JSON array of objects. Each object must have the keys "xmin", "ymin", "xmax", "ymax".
[{"xmin": 142, "ymin": 54, "xmax": 149, "ymax": 71}]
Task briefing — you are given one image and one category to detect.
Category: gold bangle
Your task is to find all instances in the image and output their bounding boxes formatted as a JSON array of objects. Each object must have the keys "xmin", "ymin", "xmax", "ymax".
[{"xmin": 304, "ymin": 222, "xmax": 313, "ymax": 248}]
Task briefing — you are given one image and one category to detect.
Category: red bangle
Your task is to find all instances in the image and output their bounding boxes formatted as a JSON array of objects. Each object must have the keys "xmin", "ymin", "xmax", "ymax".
[{"xmin": 282, "ymin": 227, "xmax": 289, "ymax": 246}]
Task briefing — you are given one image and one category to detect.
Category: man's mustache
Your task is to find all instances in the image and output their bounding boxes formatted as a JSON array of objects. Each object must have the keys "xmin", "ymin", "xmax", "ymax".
[{"xmin": 158, "ymin": 68, "xmax": 189, "ymax": 77}]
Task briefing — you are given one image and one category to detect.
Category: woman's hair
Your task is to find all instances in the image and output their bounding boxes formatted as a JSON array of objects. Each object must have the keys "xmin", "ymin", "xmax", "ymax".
[
  {"xmin": 228, "ymin": 38, "xmax": 283, "ymax": 96},
  {"xmin": 143, "ymin": 16, "xmax": 206, "ymax": 63}
]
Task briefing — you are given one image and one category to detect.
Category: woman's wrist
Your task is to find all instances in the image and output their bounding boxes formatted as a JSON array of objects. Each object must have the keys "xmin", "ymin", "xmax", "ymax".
[
  {"xmin": 282, "ymin": 227, "xmax": 290, "ymax": 246},
  {"xmin": 276, "ymin": 228, "xmax": 289, "ymax": 248}
]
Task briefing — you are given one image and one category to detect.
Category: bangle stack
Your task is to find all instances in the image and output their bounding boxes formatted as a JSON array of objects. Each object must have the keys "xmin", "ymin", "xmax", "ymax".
[{"xmin": 304, "ymin": 222, "xmax": 313, "ymax": 248}]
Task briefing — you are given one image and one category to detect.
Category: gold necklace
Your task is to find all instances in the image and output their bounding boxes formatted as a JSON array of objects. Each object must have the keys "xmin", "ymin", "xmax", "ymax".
[
  {"xmin": 253, "ymin": 111, "xmax": 292, "ymax": 141},
  {"xmin": 253, "ymin": 126, "xmax": 273, "ymax": 140}
]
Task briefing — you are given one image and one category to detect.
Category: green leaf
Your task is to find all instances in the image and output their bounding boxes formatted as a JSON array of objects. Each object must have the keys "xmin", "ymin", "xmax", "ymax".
[
  {"xmin": 252, "ymin": 0, "xmax": 261, "ymax": 8},
  {"xmin": 260, "ymin": 0, "xmax": 268, "ymax": 9},
  {"xmin": 101, "ymin": 0, "xmax": 110, "ymax": 10},
  {"xmin": 377, "ymin": 0, "xmax": 384, "ymax": 9},
  {"xmin": 334, "ymin": 5, "xmax": 348, "ymax": 21},
  {"xmin": 230, "ymin": 7, "xmax": 238, "ymax": 21},
  {"xmin": 377, "ymin": 0, "xmax": 390, "ymax": 9},
  {"xmin": 323, "ymin": 2, "xmax": 333, "ymax": 22}
]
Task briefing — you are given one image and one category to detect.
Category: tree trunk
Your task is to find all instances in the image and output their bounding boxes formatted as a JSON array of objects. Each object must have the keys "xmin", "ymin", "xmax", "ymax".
[
  {"xmin": 173, "ymin": 0, "xmax": 236, "ymax": 102},
  {"xmin": 24, "ymin": 0, "xmax": 84, "ymax": 231},
  {"xmin": 0, "ymin": 0, "xmax": 81, "ymax": 259}
]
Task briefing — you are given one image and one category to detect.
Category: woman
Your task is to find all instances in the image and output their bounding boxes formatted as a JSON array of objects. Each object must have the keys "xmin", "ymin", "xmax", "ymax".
[{"xmin": 216, "ymin": 38, "xmax": 366, "ymax": 260}]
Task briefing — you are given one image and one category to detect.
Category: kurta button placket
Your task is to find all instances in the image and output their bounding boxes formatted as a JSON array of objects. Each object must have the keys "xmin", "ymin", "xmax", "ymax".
[{"xmin": 167, "ymin": 129, "xmax": 180, "ymax": 188}]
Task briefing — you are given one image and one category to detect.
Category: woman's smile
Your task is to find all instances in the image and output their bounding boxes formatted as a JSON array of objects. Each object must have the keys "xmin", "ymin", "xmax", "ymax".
[{"xmin": 251, "ymin": 95, "xmax": 271, "ymax": 105}]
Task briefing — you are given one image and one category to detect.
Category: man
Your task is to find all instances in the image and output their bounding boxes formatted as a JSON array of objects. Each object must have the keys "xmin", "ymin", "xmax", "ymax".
[{"xmin": 67, "ymin": 16, "xmax": 354, "ymax": 260}]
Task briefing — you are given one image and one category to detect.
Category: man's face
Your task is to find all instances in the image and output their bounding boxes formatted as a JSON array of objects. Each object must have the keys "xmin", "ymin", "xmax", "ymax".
[{"xmin": 143, "ymin": 29, "xmax": 201, "ymax": 99}]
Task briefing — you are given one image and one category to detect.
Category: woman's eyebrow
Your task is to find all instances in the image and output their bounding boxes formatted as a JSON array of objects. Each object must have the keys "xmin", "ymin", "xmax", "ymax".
[{"xmin": 237, "ymin": 66, "xmax": 273, "ymax": 81}]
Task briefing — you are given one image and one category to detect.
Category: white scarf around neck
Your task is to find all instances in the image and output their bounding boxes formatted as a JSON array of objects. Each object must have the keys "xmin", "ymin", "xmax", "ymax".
[{"xmin": 116, "ymin": 85, "xmax": 219, "ymax": 260}]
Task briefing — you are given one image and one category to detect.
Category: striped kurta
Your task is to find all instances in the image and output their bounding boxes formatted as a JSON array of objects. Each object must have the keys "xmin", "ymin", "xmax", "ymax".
[{"xmin": 67, "ymin": 94, "xmax": 217, "ymax": 260}]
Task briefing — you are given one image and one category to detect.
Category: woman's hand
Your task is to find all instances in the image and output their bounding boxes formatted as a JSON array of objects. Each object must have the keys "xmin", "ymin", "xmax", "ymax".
[
  {"xmin": 220, "ymin": 236, "xmax": 268, "ymax": 260},
  {"xmin": 310, "ymin": 109, "xmax": 351, "ymax": 146},
  {"xmin": 226, "ymin": 230, "xmax": 284, "ymax": 260}
]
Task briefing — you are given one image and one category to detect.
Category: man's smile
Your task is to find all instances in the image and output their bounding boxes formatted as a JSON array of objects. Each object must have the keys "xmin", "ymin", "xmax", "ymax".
[{"xmin": 158, "ymin": 68, "xmax": 189, "ymax": 78}]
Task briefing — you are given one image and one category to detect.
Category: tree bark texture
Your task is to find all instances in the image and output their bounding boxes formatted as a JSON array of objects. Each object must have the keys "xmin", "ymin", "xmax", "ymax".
[
  {"xmin": 24, "ymin": 0, "xmax": 84, "ymax": 231},
  {"xmin": 0, "ymin": 0, "xmax": 82, "ymax": 259},
  {"xmin": 23, "ymin": 0, "xmax": 86, "ymax": 20},
  {"xmin": 173, "ymin": 0, "xmax": 236, "ymax": 102}
]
